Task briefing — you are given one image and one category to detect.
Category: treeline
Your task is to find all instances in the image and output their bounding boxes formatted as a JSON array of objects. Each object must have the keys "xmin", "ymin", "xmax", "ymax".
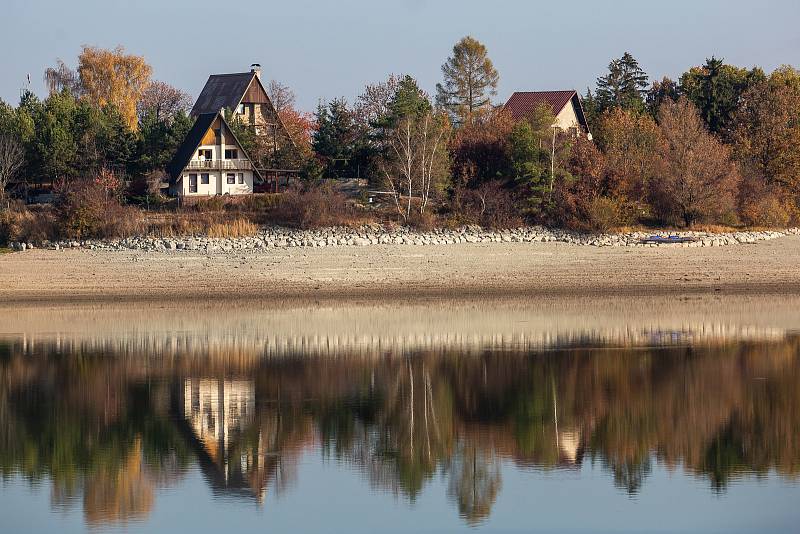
[
  {"xmin": 1, "ymin": 40, "xmax": 800, "ymax": 242},
  {"xmin": 307, "ymin": 42, "xmax": 800, "ymax": 230}
]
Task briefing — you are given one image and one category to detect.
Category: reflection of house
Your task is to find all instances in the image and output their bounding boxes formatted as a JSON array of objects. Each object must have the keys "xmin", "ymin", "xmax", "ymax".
[
  {"xmin": 166, "ymin": 112, "xmax": 261, "ymax": 197},
  {"xmin": 504, "ymin": 90, "xmax": 592, "ymax": 139},
  {"xmin": 180, "ymin": 378, "xmax": 278, "ymax": 503}
]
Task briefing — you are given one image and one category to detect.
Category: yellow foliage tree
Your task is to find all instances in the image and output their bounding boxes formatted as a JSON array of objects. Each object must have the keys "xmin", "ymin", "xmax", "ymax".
[{"xmin": 78, "ymin": 46, "xmax": 152, "ymax": 131}]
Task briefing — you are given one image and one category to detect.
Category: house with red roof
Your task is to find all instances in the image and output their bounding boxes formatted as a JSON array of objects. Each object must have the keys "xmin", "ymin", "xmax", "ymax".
[{"xmin": 503, "ymin": 90, "xmax": 592, "ymax": 140}]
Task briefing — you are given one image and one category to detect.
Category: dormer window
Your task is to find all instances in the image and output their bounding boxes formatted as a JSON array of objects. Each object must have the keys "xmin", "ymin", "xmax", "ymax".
[{"xmin": 238, "ymin": 103, "xmax": 245, "ymax": 114}]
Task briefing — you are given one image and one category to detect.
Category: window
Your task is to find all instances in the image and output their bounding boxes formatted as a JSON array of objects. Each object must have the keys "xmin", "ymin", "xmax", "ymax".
[
  {"xmin": 568, "ymin": 126, "xmax": 579, "ymax": 137},
  {"xmin": 227, "ymin": 173, "xmax": 236, "ymax": 184},
  {"xmin": 237, "ymin": 103, "xmax": 245, "ymax": 114},
  {"xmin": 188, "ymin": 174, "xmax": 198, "ymax": 193},
  {"xmin": 237, "ymin": 173, "xmax": 244, "ymax": 184},
  {"xmin": 197, "ymin": 149, "xmax": 212, "ymax": 161},
  {"xmin": 224, "ymin": 149, "xmax": 238, "ymax": 160},
  {"xmin": 201, "ymin": 173, "xmax": 209, "ymax": 185}
]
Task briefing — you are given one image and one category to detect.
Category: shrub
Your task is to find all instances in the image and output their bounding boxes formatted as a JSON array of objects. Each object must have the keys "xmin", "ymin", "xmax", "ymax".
[
  {"xmin": 55, "ymin": 173, "xmax": 144, "ymax": 239},
  {"xmin": 269, "ymin": 183, "xmax": 361, "ymax": 228},
  {"xmin": 739, "ymin": 180, "xmax": 792, "ymax": 228},
  {"xmin": 450, "ymin": 180, "xmax": 525, "ymax": 229},
  {"xmin": 582, "ymin": 196, "xmax": 632, "ymax": 233},
  {"xmin": 0, "ymin": 203, "xmax": 58, "ymax": 244}
]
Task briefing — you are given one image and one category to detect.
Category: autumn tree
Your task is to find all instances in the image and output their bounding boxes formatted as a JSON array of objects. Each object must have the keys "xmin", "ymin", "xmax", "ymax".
[
  {"xmin": 594, "ymin": 108, "xmax": 661, "ymax": 205},
  {"xmin": 450, "ymin": 107, "xmax": 515, "ymax": 189},
  {"xmin": 595, "ymin": 52, "xmax": 648, "ymax": 114},
  {"xmin": 77, "ymin": 46, "xmax": 152, "ymax": 131},
  {"xmin": 679, "ymin": 57, "xmax": 765, "ymax": 138},
  {"xmin": 136, "ymin": 81, "xmax": 191, "ymax": 124},
  {"xmin": 436, "ymin": 36, "xmax": 499, "ymax": 126},
  {"xmin": 265, "ymin": 80, "xmax": 314, "ymax": 154},
  {"xmin": 732, "ymin": 67, "xmax": 800, "ymax": 222},
  {"xmin": 650, "ymin": 97, "xmax": 740, "ymax": 227}
]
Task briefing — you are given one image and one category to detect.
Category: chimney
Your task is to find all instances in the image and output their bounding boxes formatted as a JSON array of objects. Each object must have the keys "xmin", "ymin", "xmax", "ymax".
[{"xmin": 250, "ymin": 63, "xmax": 262, "ymax": 80}]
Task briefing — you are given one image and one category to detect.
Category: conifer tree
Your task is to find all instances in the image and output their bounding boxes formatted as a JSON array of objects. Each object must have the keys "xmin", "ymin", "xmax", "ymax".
[
  {"xmin": 595, "ymin": 52, "xmax": 648, "ymax": 114},
  {"xmin": 436, "ymin": 36, "xmax": 499, "ymax": 126}
]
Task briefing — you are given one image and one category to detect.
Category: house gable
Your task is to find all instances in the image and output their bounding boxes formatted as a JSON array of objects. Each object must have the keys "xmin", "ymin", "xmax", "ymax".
[{"xmin": 503, "ymin": 90, "xmax": 591, "ymax": 137}]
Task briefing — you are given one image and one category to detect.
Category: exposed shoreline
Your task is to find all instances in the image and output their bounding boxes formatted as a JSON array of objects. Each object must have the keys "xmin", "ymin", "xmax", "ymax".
[{"xmin": 2, "ymin": 235, "xmax": 800, "ymax": 304}]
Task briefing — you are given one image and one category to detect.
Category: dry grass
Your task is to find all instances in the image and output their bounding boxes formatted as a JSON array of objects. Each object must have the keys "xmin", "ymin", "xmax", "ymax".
[{"xmin": 207, "ymin": 219, "xmax": 258, "ymax": 238}]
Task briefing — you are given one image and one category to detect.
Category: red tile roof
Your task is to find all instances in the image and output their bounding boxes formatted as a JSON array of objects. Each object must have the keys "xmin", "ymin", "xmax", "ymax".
[{"xmin": 503, "ymin": 90, "xmax": 577, "ymax": 121}]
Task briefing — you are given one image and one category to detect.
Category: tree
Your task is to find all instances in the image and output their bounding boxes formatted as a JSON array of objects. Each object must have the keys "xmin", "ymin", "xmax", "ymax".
[
  {"xmin": 136, "ymin": 81, "xmax": 192, "ymax": 124},
  {"xmin": 732, "ymin": 67, "xmax": 800, "ymax": 196},
  {"xmin": 645, "ymin": 77, "xmax": 680, "ymax": 118},
  {"xmin": 354, "ymin": 74, "xmax": 401, "ymax": 129},
  {"xmin": 595, "ymin": 52, "xmax": 648, "ymax": 114},
  {"xmin": 312, "ymin": 99, "xmax": 361, "ymax": 178},
  {"xmin": 0, "ymin": 135, "xmax": 24, "ymax": 200},
  {"xmin": 44, "ymin": 59, "xmax": 82, "ymax": 97},
  {"xmin": 266, "ymin": 80, "xmax": 296, "ymax": 115},
  {"xmin": 450, "ymin": 108, "xmax": 515, "ymax": 189},
  {"xmin": 380, "ymin": 111, "xmax": 451, "ymax": 221},
  {"xmin": 650, "ymin": 97, "xmax": 740, "ymax": 226},
  {"xmin": 509, "ymin": 104, "xmax": 570, "ymax": 218},
  {"xmin": 77, "ymin": 46, "xmax": 152, "ymax": 131},
  {"xmin": 436, "ymin": 36, "xmax": 499, "ymax": 125},
  {"xmin": 679, "ymin": 57, "xmax": 765, "ymax": 138},
  {"xmin": 594, "ymin": 108, "xmax": 661, "ymax": 205}
]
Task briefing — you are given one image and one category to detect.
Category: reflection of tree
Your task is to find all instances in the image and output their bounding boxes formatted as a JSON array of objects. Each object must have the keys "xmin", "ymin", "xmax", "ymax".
[
  {"xmin": 447, "ymin": 441, "xmax": 501, "ymax": 525},
  {"xmin": 1, "ymin": 337, "xmax": 800, "ymax": 527}
]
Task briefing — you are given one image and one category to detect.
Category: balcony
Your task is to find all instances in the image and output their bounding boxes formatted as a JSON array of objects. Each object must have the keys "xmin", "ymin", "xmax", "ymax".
[{"xmin": 184, "ymin": 159, "xmax": 254, "ymax": 171}]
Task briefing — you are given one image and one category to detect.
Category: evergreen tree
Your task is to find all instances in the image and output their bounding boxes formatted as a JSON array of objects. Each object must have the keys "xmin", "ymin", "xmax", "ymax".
[
  {"xmin": 645, "ymin": 77, "xmax": 680, "ymax": 119},
  {"xmin": 595, "ymin": 52, "xmax": 648, "ymax": 114},
  {"xmin": 436, "ymin": 36, "xmax": 499, "ymax": 126},
  {"xmin": 312, "ymin": 99, "xmax": 361, "ymax": 178},
  {"xmin": 679, "ymin": 57, "xmax": 765, "ymax": 138}
]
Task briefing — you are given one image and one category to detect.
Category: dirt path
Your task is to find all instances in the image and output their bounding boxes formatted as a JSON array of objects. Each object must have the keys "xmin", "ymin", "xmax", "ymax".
[{"xmin": 1, "ymin": 237, "xmax": 799, "ymax": 303}]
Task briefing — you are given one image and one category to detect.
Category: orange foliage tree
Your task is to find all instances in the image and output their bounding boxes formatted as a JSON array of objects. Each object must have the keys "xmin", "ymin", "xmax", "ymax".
[{"xmin": 78, "ymin": 46, "xmax": 152, "ymax": 131}]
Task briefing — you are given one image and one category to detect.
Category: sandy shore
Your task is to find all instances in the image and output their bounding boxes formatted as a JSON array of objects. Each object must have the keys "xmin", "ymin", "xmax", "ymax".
[{"xmin": 1, "ymin": 237, "xmax": 800, "ymax": 303}]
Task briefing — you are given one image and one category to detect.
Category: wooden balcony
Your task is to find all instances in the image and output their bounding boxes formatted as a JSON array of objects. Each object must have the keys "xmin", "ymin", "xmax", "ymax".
[{"xmin": 184, "ymin": 159, "xmax": 254, "ymax": 171}]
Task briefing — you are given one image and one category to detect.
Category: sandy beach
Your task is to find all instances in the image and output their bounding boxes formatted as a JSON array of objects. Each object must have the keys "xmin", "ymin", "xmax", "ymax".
[{"xmin": 1, "ymin": 236, "xmax": 799, "ymax": 303}]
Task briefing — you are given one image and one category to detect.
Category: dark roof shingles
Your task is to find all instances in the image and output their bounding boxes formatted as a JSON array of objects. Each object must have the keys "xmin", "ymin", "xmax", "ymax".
[
  {"xmin": 190, "ymin": 72, "xmax": 255, "ymax": 116},
  {"xmin": 503, "ymin": 91, "xmax": 577, "ymax": 121},
  {"xmin": 166, "ymin": 113, "xmax": 217, "ymax": 181}
]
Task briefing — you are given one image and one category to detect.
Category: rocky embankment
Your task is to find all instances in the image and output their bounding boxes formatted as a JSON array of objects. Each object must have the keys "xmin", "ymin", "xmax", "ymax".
[{"xmin": 7, "ymin": 226, "xmax": 800, "ymax": 253}]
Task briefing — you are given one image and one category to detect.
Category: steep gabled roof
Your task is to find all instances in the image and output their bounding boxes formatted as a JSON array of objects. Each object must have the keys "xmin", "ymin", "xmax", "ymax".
[
  {"xmin": 504, "ymin": 91, "xmax": 577, "ymax": 121},
  {"xmin": 166, "ymin": 112, "xmax": 263, "ymax": 183},
  {"xmin": 503, "ymin": 90, "xmax": 591, "ymax": 135},
  {"xmin": 191, "ymin": 72, "xmax": 256, "ymax": 116},
  {"xmin": 166, "ymin": 113, "xmax": 217, "ymax": 181}
]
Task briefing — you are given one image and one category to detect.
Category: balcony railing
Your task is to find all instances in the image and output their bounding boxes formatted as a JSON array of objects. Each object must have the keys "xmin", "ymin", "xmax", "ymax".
[{"xmin": 184, "ymin": 159, "xmax": 254, "ymax": 171}]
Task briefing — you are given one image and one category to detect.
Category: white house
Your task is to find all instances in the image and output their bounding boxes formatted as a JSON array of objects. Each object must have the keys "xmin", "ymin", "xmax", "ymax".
[{"xmin": 166, "ymin": 111, "xmax": 260, "ymax": 197}]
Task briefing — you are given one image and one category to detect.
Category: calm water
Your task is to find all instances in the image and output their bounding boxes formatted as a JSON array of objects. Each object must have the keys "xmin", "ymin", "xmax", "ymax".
[{"xmin": 1, "ymin": 297, "xmax": 799, "ymax": 533}]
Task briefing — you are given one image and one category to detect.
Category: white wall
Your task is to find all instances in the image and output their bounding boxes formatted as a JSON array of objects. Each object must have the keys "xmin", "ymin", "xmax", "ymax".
[{"xmin": 178, "ymin": 141, "xmax": 254, "ymax": 196}]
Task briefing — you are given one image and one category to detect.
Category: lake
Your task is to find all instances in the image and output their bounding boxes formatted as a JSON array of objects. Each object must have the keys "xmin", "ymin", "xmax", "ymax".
[{"xmin": 1, "ymin": 296, "xmax": 799, "ymax": 533}]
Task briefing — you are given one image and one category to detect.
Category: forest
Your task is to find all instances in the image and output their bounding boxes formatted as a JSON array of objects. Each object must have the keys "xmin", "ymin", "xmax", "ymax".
[{"xmin": 1, "ymin": 39, "xmax": 799, "ymax": 244}]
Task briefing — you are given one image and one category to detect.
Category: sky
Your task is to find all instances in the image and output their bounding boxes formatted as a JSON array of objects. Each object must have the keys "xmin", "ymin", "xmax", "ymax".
[{"xmin": 2, "ymin": 0, "xmax": 800, "ymax": 112}]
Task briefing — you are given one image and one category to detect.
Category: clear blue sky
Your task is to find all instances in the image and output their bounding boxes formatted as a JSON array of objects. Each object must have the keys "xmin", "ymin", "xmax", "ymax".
[{"xmin": 3, "ymin": 0, "xmax": 799, "ymax": 112}]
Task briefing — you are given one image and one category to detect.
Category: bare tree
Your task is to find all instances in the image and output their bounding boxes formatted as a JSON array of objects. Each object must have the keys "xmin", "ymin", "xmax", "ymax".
[
  {"xmin": 44, "ymin": 59, "xmax": 82, "ymax": 96},
  {"xmin": 0, "ymin": 135, "xmax": 25, "ymax": 202},
  {"xmin": 380, "ymin": 111, "xmax": 450, "ymax": 221},
  {"xmin": 137, "ymin": 81, "xmax": 192, "ymax": 123},
  {"xmin": 266, "ymin": 80, "xmax": 296, "ymax": 115},
  {"xmin": 354, "ymin": 74, "xmax": 400, "ymax": 127}
]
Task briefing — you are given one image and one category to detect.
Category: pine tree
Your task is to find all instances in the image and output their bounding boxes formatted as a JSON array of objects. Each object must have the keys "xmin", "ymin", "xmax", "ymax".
[
  {"xmin": 436, "ymin": 36, "xmax": 499, "ymax": 126},
  {"xmin": 595, "ymin": 52, "xmax": 648, "ymax": 114}
]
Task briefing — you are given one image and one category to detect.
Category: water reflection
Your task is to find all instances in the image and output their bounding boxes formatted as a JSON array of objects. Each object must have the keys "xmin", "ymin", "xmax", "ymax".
[{"xmin": 0, "ymin": 297, "xmax": 799, "ymax": 530}]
